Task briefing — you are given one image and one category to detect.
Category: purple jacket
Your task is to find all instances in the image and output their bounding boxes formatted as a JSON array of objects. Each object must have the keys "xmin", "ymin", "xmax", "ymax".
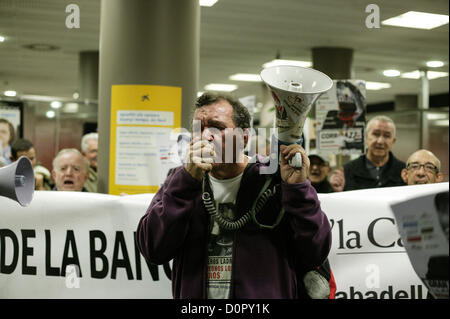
[{"xmin": 137, "ymin": 162, "xmax": 331, "ymax": 298}]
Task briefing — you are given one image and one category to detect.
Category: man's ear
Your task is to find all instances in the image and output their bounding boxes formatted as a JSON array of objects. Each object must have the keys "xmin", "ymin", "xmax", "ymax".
[
  {"xmin": 51, "ymin": 170, "xmax": 56, "ymax": 182},
  {"xmin": 401, "ymin": 168, "xmax": 408, "ymax": 183},
  {"xmin": 436, "ymin": 172, "xmax": 444, "ymax": 183},
  {"xmin": 243, "ymin": 128, "xmax": 249, "ymax": 148}
]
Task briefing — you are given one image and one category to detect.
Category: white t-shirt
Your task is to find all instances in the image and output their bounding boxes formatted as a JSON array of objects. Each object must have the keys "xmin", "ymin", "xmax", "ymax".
[{"xmin": 206, "ymin": 172, "xmax": 243, "ymax": 299}]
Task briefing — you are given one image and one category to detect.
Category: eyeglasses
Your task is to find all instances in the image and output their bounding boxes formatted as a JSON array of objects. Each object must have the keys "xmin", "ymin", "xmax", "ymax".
[{"xmin": 406, "ymin": 162, "xmax": 439, "ymax": 173}]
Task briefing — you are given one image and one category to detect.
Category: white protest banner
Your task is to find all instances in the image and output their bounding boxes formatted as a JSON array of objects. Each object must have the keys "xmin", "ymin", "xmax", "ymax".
[
  {"xmin": 0, "ymin": 191, "xmax": 172, "ymax": 298},
  {"xmin": 391, "ymin": 190, "xmax": 449, "ymax": 299},
  {"xmin": 1, "ymin": 182, "xmax": 447, "ymax": 298},
  {"xmin": 324, "ymin": 182, "xmax": 448, "ymax": 299}
]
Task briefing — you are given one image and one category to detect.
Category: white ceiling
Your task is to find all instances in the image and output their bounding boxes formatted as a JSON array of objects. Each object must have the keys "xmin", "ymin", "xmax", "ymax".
[{"xmin": 0, "ymin": 0, "xmax": 448, "ymax": 114}]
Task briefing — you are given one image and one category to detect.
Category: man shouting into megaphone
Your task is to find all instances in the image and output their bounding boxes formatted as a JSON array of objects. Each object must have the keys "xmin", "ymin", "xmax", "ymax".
[{"xmin": 137, "ymin": 92, "xmax": 331, "ymax": 299}]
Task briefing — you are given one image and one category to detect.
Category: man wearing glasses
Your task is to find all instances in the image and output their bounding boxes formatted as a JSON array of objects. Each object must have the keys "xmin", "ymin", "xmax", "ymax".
[{"xmin": 401, "ymin": 149, "xmax": 444, "ymax": 185}]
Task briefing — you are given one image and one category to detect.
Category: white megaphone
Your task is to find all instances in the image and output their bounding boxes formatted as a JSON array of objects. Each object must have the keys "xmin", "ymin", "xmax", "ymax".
[
  {"xmin": 0, "ymin": 156, "xmax": 35, "ymax": 206},
  {"xmin": 260, "ymin": 65, "xmax": 333, "ymax": 167}
]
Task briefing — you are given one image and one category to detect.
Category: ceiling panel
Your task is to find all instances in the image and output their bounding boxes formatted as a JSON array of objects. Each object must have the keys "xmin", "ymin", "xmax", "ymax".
[{"xmin": 0, "ymin": 0, "xmax": 448, "ymax": 110}]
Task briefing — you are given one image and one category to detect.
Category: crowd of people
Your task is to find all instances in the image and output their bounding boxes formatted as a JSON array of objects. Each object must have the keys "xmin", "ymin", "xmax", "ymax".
[
  {"xmin": 0, "ymin": 109, "xmax": 445, "ymax": 195},
  {"xmin": 306, "ymin": 115, "xmax": 445, "ymax": 194},
  {"xmin": 0, "ymin": 93, "xmax": 447, "ymax": 300},
  {"xmin": 0, "ymin": 118, "xmax": 98, "ymax": 193}
]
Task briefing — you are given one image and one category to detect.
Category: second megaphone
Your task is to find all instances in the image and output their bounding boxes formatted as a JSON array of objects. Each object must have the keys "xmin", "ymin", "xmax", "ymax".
[{"xmin": 0, "ymin": 156, "xmax": 35, "ymax": 207}]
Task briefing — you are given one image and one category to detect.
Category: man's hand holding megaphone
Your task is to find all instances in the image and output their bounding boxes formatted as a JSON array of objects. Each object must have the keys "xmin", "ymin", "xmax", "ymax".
[
  {"xmin": 184, "ymin": 139, "xmax": 215, "ymax": 181},
  {"xmin": 279, "ymin": 144, "xmax": 309, "ymax": 184}
]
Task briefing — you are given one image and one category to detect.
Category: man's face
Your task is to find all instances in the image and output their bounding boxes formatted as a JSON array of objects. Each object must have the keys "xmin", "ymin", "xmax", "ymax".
[
  {"xmin": 52, "ymin": 153, "xmax": 88, "ymax": 191},
  {"xmin": 193, "ymin": 100, "xmax": 247, "ymax": 165},
  {"xmin": 84, "ymin": 139, "xmax": 98, "ymax": 170},
  {"xmin": 309, "ymin": 157, "xmax": 331, "ymax": 184},
  {"xmin": 0, "ymin": 123, "xmax": 10, "ymax": 149},
  {"xmin": 366, "ymin": 120, "xmax": 396, "ymax": 159},
  {"xmin": 402, "ymin": 151, "xmax": 443, "ymax": 185},
  {"xmin": 17, "ymin": 147, "xmax": 37, "ymax": 167}
]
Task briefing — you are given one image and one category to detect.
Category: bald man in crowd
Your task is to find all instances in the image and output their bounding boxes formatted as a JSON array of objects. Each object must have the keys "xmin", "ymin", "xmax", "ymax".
[
  {"xmin": 401, "ymin": 149, "xmax": 444, "ymax": 185},
  {"xmin": 52, "ymin": 148, "xmax": 89, "ymax": 192}
]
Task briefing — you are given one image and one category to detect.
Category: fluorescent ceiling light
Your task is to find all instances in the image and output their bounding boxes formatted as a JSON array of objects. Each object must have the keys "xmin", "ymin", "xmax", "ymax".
[
  {"xmin": 426, "ymin": 71, "xmax": 449, "ymax": 79},
  {"xmin": 434, "ymin": 120, "xmax": 449, "ymax": 127},
  {"xmin": 0, "ymin": 36, "xmax": 5, "ymax": 42},
  {"xmin": 63, "ymin": 103, "xmax": 79, "ymax": 113},
  {"xmin": 365, "ymin": 82, "xmax": 392, "ymax": 90},
  {"xmin": 21, "ymin": 94, "xmax": 72, "ymax": 102},
  {"xmin": 4, "ymin": 90, "xmax": 17, "ymax": 97},
  {"xmin": 51, "ymin": 101, "xmax": 62, "ymax": 109},
  {"xmin": 262, "ymin": 59, "xmax": 312, "ymax": 69},
  {"xmin": 46, "ymin": 110, "xmax": 56, "ymax": 118},
  {"xmin": 382, "ymin": 11, "xmax": 449, "ymax": 30},
  {"xmin": 200, "ymin": 0, "xmax": 218, "ymax": 7},
  {"xmin": 426, "ymin": 61, "xmax": 445, "ymax": 68},
  {"xmin": 229, "ymin": 73, "xmax": 262, "ymax": 82},
  {"xmin": 401, "ymin": 70, "xmax": 449, "ymax": 79},
  {"xmin": 383, "ymin": 69, "xmax": 401, "ymax": 77},
  {"xmin": 400, "ymin": 71, "xmax": 421, "ymax": 79},
  {"xmin": 204, "ymin": 83, "xmax": 238, "ymax": 92},
  {"xmin": 427, "ymin": 113, "xmax": 448, "ymax": 120}
]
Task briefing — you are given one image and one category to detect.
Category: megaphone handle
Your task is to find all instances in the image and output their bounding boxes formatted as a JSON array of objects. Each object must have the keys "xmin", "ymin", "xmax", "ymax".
[{"xmin": 289, "ymin": 152, "xmax": 302, "ymax": 168}]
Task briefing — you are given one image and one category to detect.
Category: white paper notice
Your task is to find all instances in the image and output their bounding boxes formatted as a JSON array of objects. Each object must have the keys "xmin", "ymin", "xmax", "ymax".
[
  {"xmin": 115, "ymin": 126, "xmax": 172, "ymax": 186},
  {"xmin": 117, "ymin": 110, "xmax": 174, "ymax": 126}
]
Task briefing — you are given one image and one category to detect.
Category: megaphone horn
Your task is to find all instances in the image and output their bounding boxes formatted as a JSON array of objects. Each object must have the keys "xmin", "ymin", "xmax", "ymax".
[
  {"xmin": 0, "ymin": 156, "xmax": 35, "ymax": 206},
  {"xmin": 260, "ymin": 65, "xmax": 333, "ymax": 167}
]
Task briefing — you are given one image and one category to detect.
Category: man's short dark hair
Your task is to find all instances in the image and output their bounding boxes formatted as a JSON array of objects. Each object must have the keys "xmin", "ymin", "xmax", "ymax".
[
  {"xmin": 11, "ymin": 138, "xmax": 34, "ymax": 160},
  {"xmin": 195, "ymin": 92, "xmax": 251, "ymax": 129}
]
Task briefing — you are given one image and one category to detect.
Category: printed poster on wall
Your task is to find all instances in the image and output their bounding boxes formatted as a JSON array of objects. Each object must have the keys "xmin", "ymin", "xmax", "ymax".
[
  {"xmin": 315, "ymin": 80, "xmax": 366, "ymax": 155},
  {"xmin": 109, "ymin": 85, "xmax": 181, "ymax": 195}
]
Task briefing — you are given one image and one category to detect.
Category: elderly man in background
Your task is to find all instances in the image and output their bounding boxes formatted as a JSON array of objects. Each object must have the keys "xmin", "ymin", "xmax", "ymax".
[
  {"xmin": 401, "ymin": 149, "xmax": 444, "ymax": 185},
  {"xmin": 81, "ymin": 132, "xmax": 98, "ymax": 192},
  {"xmin": 330, "ymin": 115, "xmax": 405, "ymax": 191},
  {"xmin": 52, "ymin": 148, "xmax": 89, "ymax": 192}
]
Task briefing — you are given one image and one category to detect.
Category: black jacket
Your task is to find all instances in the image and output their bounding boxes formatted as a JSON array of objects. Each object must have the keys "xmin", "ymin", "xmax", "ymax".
[
  {"xmin": 311, "ymin": 179, "xmax": 334, "ymax": 193},
  {"xmin": 343, "ymin": 152, "xmax": 406, "ymax": 191}
]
